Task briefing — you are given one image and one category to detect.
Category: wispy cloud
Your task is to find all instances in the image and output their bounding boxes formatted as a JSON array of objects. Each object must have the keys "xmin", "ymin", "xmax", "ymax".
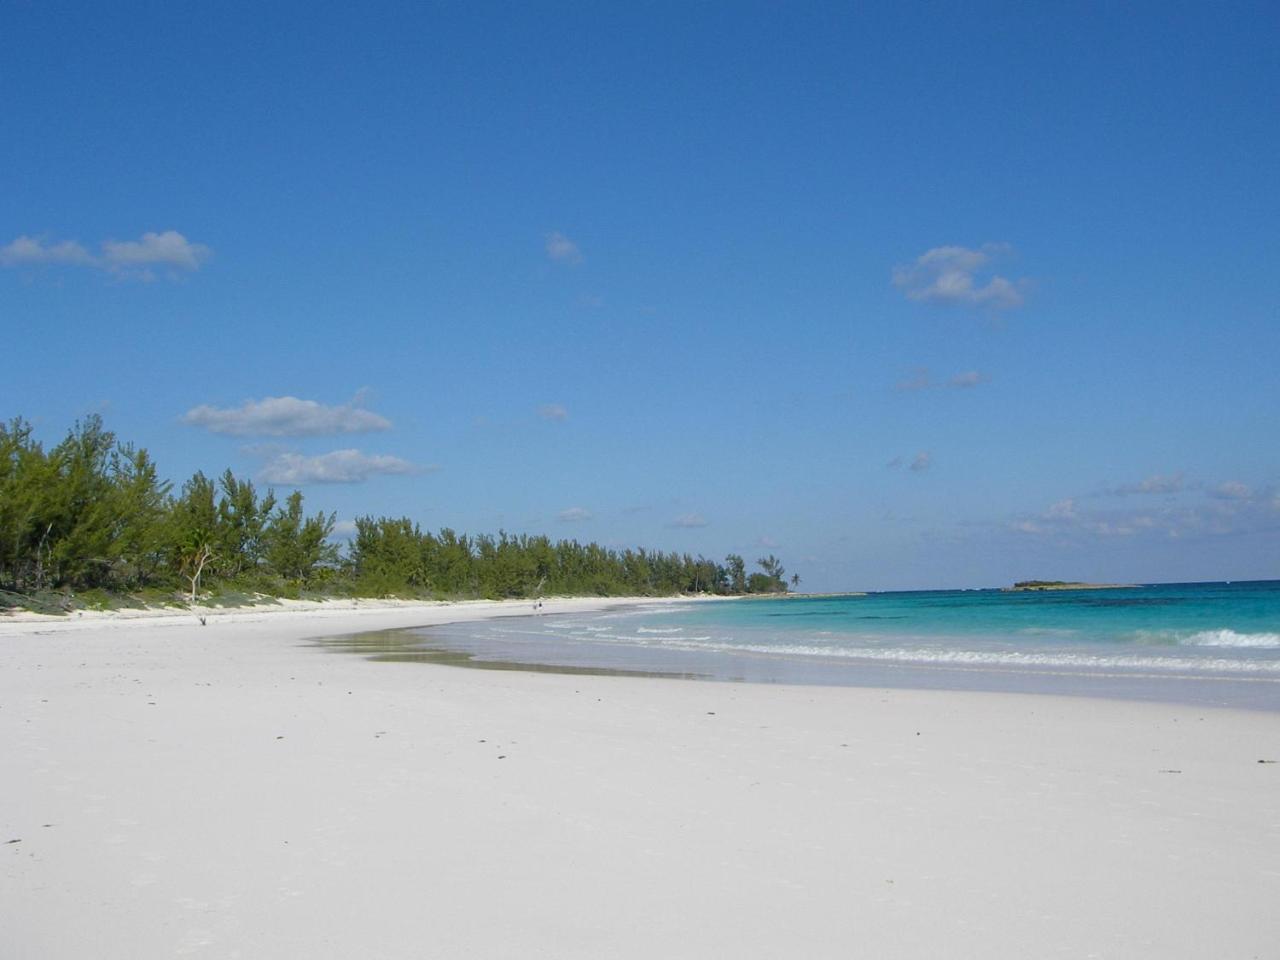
[
  {"xmin": 1012, "ymin": 498, "xmax": 1158, "ymax": 539},
  {"xmin": 545, "ymin": 231, "xmax": 582, "ymax": 265},
  {"xmin": 1111, "ymin": 473, "xmax": 1185, "ymax": 496},
  {"xmin": 1046, "ymin": 497, "xmax": 1077, "ymax": 519},
  {"xmin": 896, "ymin": 368, "xmax": 932, "ymax": 392},
  {"xmin": 669, "ymin": 513, "xmax": 709, "ymax": 528},
  {"xmin": 888, "ymin": 451, "xmax": 932, "ymax": 472},
  {"xmin": 259, "ymin": 449, "xmax": 422, "ymax": 485},
  {"xmin": 896, "ymin": 368, "xmax": 991, "ymax": 391},
  {"xmin": 537, "ymin": 403, "xmax": 569, "ymax": 422},
  {"xmin": 1012, "ymin": 481, "xmax": 1280, "ymax": 541},
  {"xmin": 893, "ymin": 243, "xmax": 1025, "ymax": 309},
  {"xmin": 2, "ymin": 230, "xmax": 210, "ymax": 280},
  {"xmin": 183, "ymin": 395, "xmax": 391, "ymax": 437},
  {"xmin": 557, "ymin": 506, "xmax": 593, "ymax": 522},
  {"xmin": 948, "ymin": 370, "xmax": 989, "ymax": 389},
  {"xmin": 1210, "ymin": 480, "xmax": 1253, "ymax": 501}
]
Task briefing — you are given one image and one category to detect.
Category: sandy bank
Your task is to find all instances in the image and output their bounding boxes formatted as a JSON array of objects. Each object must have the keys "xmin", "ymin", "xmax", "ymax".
[
  {"xmin": 0, "ymin": 593, "xmax": 701, "ymax": 630},
  {"xmin": 3, "ymin": 601, "xmax": 1278, "ymax": 958}
]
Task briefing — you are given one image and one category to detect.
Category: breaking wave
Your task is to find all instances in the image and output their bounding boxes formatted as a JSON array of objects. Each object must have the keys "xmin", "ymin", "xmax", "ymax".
[
  {"xmin": 1182, "ymin": 629, "xmax": 1280, "ymax": 649},
  {"xmin": 642, "ymin": 637, "xmax": 1280, "ymax": 674}
]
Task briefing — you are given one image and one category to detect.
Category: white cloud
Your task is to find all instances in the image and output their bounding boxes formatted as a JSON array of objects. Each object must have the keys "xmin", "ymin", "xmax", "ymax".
[
  {"xmin": 1012, "ymin": 481, "xmax": 1280, "ymax": 542},
  {"xmin": 949, "ymin": 370, "xmax": 989, "ymax": 389},
  {"xmin": 1013, "ymin": 497, "xmax": 1150, "ymax": 539},
  {"xmin": 669, "ymin": 513, "xmax": 708, "ymax": 528},
  {"xmin": 1112, "ymin": 473, "xmax": 1185, "ymax": 496},
  {"xmin": 755, "ymin": 536, "xmax": 779, "ymax": 548},
  {"xmin": 259, "ymin": 449, "xmax": 421, "ymax": 485},
  {"xmin": 101, "ymin": 230, "xmax": 210, "ymax": 275},
  {"xmin": 0, "ymin": 235, "xmax": 94, "ymax": 266},
  {"xmin": 329, "ymin": 520, "xmax": 359, "ymax": 540},
  {"xmin": 183, "ymin": 395, "xmax": 391, "ymax": 437},
  {"xmin": 893, "ymin": 243, "xmax": 1026, "ymax": 309},
  {"xmin": 1046, "ymin": 498, "xmax": 1077, "ymax": 519},
  {"xmin": 557, "ymin": 507, "xmax": 593, "ymax": 522},
  {"xmin": 537, "ymin": 403, "xmax": 569, "ymax": 422},
  {"xmin": 1210, "ymin": 481, "xmax": 1253, "ymax": 500},
  {"xmin": 545, "ymin": 231, "xmax": 582, "ymax": 264},
  {"xmin": 1, "ymin": 230, "xmax": 210, "ymax": 279}
]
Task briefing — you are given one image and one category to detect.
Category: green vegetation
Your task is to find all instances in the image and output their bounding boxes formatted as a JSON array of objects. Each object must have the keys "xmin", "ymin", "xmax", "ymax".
[{"xmin": 0, "ymin": 416, "xmax": 791, "ymax": 612}]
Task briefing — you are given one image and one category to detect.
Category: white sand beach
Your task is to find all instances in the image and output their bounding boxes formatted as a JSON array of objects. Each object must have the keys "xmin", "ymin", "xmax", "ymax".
[{"xmin": 4, "ymin": 599, "xmax": 1278, "ymax": 959}]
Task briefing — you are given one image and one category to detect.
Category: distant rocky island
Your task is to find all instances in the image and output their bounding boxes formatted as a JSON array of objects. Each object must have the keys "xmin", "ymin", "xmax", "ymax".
[{"xmin": 1007, "ymin": 580, "xmax": 1137, "ymax": 592}]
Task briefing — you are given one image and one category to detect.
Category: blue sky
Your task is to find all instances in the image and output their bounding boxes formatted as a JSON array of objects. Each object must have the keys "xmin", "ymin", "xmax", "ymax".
[{"xmin": 3, "ymin": 1, "xmax": 1277, "ymax": 591}]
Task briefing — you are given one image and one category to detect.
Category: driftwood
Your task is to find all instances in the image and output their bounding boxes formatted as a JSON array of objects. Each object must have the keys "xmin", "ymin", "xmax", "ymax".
[{"xmin": 184, "ymin": 544, "xmax": 215, "ymax": 604}]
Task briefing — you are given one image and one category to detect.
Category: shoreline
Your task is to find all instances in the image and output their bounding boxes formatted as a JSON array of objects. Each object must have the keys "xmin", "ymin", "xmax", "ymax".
[
  {"xmin": 4, "ymin": 602, "xmax": 1279, "ymax": 957},
  {"xmin": 11, "ymin": 591, "xmax": 1279, "ymax": 711},
  {"xmin": 324, "ymin": 621, "xmax": 1280, "ymax": 714}
]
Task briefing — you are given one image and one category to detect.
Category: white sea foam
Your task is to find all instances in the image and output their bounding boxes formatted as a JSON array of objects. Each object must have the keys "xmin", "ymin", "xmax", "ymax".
[
  {"xmin": 1182, "ymin": 629, "xmax": 1280, "ymax": 649},
  {"xmin": 567, "ymin": 632, "xmax": 626, "ymax": 643},
  {"xmin": 486, "ymin": 611, "xmax": 1280, "ymax": 676},
  {"xmin": 640, "ymin": 638, "xmax": 1280, "ymax": 674}
]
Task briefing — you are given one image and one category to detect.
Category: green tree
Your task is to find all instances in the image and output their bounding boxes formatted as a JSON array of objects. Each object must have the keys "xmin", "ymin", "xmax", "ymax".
[
  {"xmin": 725, "ymin": 554, "xmax": 746, "ymax": 594},
  {"xmin": 750, "ymin": 555, "xmax": 788, "ymax": 593},
  {"xmin": 264, "ymin": 491, "xmax": 336, "ymax": 583},
  {"xmin": 349, "ymin": 516, "xmax": 426, "ymax": 594},
  {"xmin": 39, "ymin": 416, "xmax": 121, "ymax": 589},
  {"xmin": 102, "ymin": 444, "xmax": 171, "ymax": 588},
  {"xmin": 2, "ymin": 414, "xmax": 799, "ymax": 607},
  {"xmin": 215, "ymin": 470, "xmax": 276, "ymax": 579},
  {"xmin": 168, "ymin": 472, "xmax": 221, "ymax": 601},
  {"xmin": 0, "ymin": 418, "xmax": 52, "ymax": 592},
  {"xmin": 0, "ymin": 418, "xmax": 171, "ymax": 593}
]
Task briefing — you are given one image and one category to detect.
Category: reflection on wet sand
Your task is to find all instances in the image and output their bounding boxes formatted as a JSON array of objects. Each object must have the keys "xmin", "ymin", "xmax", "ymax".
[{"xmin": 312, "ymin": 627, "xmax": 713, "ymax": 681}]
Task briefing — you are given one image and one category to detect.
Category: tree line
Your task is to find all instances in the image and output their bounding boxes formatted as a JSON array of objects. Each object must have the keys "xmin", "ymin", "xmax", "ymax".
[{"xmin": 0, "ymin": 416, "xmax": 792, "ymax": 608}]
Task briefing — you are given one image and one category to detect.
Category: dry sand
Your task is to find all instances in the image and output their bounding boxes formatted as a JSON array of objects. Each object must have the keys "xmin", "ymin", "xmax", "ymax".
[{"xmin": 3, "ymin": 599, "xmax": 1278, "ymax": 959}]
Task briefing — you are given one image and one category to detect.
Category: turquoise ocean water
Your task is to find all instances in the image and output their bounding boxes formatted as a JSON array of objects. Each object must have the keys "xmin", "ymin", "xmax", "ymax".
[{"xmin": 396, "ymin": 581, "xmax": 1280, "ymax": 709}]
